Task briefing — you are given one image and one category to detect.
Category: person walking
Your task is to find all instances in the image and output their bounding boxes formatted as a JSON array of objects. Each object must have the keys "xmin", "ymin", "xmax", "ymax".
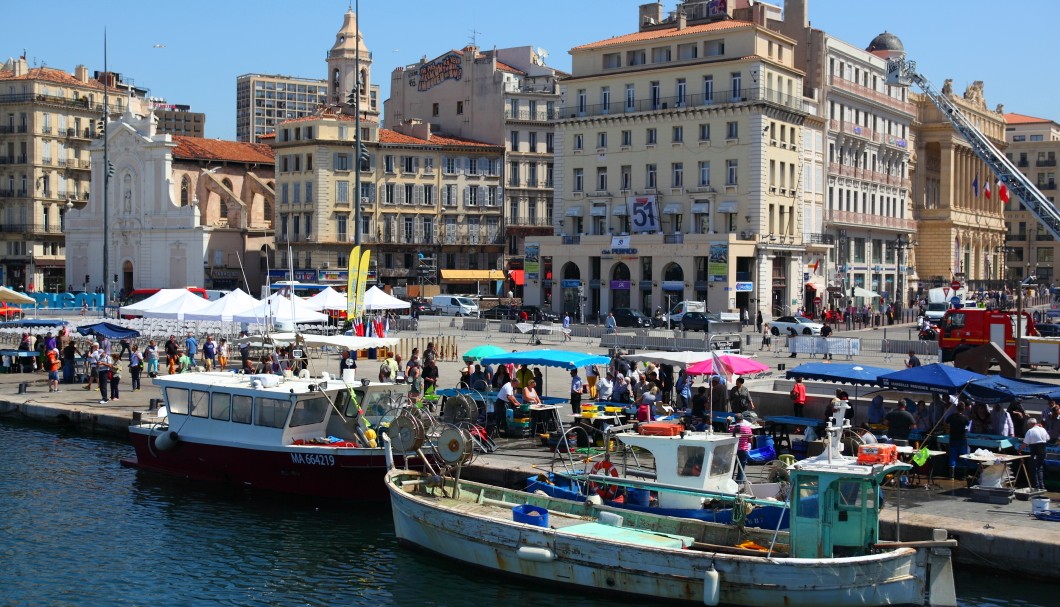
[
  {"xmin": 108, "ymin": 353, "xmax": 123, "ymax": 401},
  {"xmin": 787, "ymin": 326, "xmax": 798, "ymax": 358},
  {"xmin": 217, "ymin": 338, "xmax": 229, "ymax": 371},
  {"xmin": 562, "ymin": 312, "xmax": 573, "ymax": 341},
  {"xmin": 906, "ymin": 350, "xmax": 922, "ymax": 368},
  {"xmin": 128, "ymin": 344, "xmax": 143, "ymax": 391},
  {"xmin": 741, "ymin": 308, "xmax": 749, "ymax": 330},
  {"xmin": 201, "ymin": 335, "xmax": 217, "ymax": 371},
  {"xmin": 760, "ymin": 322, "xmax": 772, "ymax": 351},
  {"xmin": 61, "ymin": 339, "xmax": 80, "ymax": 385},
  {"xmin": 605, "ymin": 311, "xmax": 617, "ymax": 334},
  {"xmin": 83, "ymin": 343, "xmax": 101, "ymax": 392},
  {"xmin": 790, "ymin": 376, "xmax": 807, "ymax": 418},
  {"xmin": 165, "ymin": 335, "xmax": 180, "ymax": 375},
  {"xmin": 755, "ymin": 309, "xmax": 763, "ymax": 334},
  {"xmin": 97, "ymin": 351, "xmax": 113, "ymax": 404},
  {"xmin": 1021, "ymin": 418, "xmax": 1049, "ymax": 490},
  {"xmin": 144, "ymin": 340, "xmax": 159, "ymax": 378},
  {"xmin": 184, "ymin": 332, "xmax": 199, "ymax": 362},
  {"xmin": 820, "ymin": 322, "xmax": 833, "ymax": 359},
  {"xmin": 46, "ymin": 347, "xmax": 61, "ymax": 392},
  {"xmin": 729, "ymin": 413, "xmax": 754, "ymax": 483}
]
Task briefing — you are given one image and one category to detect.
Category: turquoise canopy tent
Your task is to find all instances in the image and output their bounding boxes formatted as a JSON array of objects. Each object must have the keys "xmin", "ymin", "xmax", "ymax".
[{"xmin": 480, "ymin": 349, "xmax": 610, "ymax": 371}]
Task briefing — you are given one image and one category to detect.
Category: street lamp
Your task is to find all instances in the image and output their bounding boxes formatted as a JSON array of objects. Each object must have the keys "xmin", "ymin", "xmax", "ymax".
[{"xmin": 893, "ymin": 234, "xmax": 915, "ymax": 313}]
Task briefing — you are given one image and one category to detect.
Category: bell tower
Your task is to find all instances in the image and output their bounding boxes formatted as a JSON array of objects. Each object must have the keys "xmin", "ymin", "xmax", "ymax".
[{"xmin": 326, "ymin": 8, "xmax": 379, "ymax": 123}]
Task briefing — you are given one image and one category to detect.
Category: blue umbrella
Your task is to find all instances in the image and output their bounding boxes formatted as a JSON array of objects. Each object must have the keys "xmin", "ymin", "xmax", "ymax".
[{"xmin": 878, "ymin": 363, "xmax": 984, "ymax": 395}]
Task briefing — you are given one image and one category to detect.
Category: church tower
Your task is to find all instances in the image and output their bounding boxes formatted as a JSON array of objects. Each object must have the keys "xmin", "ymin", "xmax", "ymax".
[{"xmin": 327, "ymin": 8, "xmax": 379, "ymax": 123}]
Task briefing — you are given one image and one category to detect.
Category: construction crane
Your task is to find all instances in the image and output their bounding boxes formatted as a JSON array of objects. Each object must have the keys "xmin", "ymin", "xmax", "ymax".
[{"xmin": 886, "ymin": 57, "xmax": 1060, "ymax": 243}]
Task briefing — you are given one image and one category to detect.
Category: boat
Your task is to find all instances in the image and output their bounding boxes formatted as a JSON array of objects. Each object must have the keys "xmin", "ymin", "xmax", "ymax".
[
  {"xmin": 125, "ymin": 370, "xmax": 433, "ymax": 501},
  {"xmin": 526, "ymin": 421, "xmax": 790, "ymax": 530},
  {"xmin": 385, "ymin": 402, "xmax": 958, "ymax": 607}
]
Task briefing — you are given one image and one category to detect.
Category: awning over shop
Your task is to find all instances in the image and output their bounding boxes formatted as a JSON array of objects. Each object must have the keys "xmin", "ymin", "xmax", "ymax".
[
  {"xmin": 690, "ymin": 202, "xmax": 710, "ymax": 213},
  {"xmin": 509, "ymin": 270, "xmax": 525, "ymax": 286},
  {"xmin": 805, "ymin": 275, "xmax": 827, "ymax": 291},
  {"xmin": 612, "ymin": 205, "xmax": 628, "ymax": 216},
  {"xmin": 440, "ymin": 269, "xmax": 505, "ymax": 282},
  {"xmin": 590, "ymin": 205, "xmax": 608, "ymax": 216},
  {"xmin": 717, "ymin": 201, "xmax": 738, "ymax": 214},
  {"xmin": 565, "ymin": 206, "xmax": 584, "ymax": 217},
  {"xmin": 662, "ymin": 203, "xmax": 683, "ymax": 215}
]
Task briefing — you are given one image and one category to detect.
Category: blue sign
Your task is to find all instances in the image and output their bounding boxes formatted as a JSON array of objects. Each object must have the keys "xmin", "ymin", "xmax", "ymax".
[
  {"xmin": 561, "ymin": 279, "xmax": 582, "ymax": 288},
  {"xmin": 950, "ymin": 296, "xmax": 961, "ymax": 307},
  {"xmin": 735, "ymin": 282, "xmax": 754, "ymax": 292}
]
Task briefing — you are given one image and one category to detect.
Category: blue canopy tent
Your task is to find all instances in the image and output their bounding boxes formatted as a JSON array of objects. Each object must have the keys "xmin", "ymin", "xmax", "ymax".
[
  {"xmin": 481, "ymin": 349, "xmax": 611, "ymax": 397},
  {"xmin": 878, "ymin": 363, "xmax": 984, "ymax": 395},
  {"xmin": 961, "ymin": 375, "xmax": 1060, "ymax": 404},
  {"xmin": 784, "ymin": 362, "xmax": 891, "ymax": 386},
  {"xmin": 0, "ymin": 319, "xmax": 67, "ymax": 328},
  {"xmin": 76, "ymin": 322, "xmax": 141, "ymax": 340}
]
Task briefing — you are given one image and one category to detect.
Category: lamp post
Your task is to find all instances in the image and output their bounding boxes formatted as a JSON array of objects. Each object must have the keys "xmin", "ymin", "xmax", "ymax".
[
  {"xmin": 100, "ymin": 30, "xmax": 112, "ymax": 316},
  {"xmin": 894, "ymin": 234, "xmax": 915, "ymax": 319}
]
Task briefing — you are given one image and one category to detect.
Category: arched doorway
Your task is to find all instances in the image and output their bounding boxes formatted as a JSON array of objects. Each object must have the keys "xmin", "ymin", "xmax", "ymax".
[
  {"xmin": 561, "ymin": 262, "xmax": 582, "ymax": 319},
  {"xmin": 122, "ymin": 260, "xmax": 134, "ymax": 301},
  {"xmin": 661, "ymin": 262, "xmax": 685, "ymax": 314},
  {"xmin": 610, "ymin": 262, "xmax": 631, "ymax": 309}
]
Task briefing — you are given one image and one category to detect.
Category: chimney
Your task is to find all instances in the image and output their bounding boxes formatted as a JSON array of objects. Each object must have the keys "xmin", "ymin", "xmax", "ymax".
[
  {"xmin": 639, "ymin": 2, "xmax": 664, "ymax": 30},
  {"xmin": 676, "ymin": 10, "xmax": 687, "ymax": 30},
  {"xmin": 784, "ymin": 0, "xmax": 809, "ymax": 28},
  {"xmin": 74, "ymin": 65, "xmax": 89, "ymax": 83}
]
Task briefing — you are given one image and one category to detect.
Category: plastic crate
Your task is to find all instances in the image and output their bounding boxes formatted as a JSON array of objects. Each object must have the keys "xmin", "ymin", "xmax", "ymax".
[{"xmin": 969, "ymin": 485, "xmax": 1014, "ymax": 505}]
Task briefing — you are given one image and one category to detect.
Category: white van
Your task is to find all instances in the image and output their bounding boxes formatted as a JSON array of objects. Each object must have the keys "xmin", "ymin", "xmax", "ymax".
[
  {"xmin": 667, "ymin": 300, "xmax": 706, "ymax": 323},
  {"xmin": 431, "ymin": 295, "xmax": 479, "ymax": 316},
  {"xmin": 205, "ymin": 289, "xmax": 231, "ymax": 301}
]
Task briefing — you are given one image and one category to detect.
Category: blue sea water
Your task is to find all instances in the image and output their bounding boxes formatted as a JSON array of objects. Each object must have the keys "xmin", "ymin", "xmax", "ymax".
[{"xmin": 0, "ymin": 418, "xmax": 1051, "ymax": 607}]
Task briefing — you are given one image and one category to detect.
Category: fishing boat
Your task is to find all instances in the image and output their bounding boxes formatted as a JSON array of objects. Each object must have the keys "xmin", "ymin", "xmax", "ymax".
[
  {"xmin": 527, "ymin": 422, "xmax": 790, "ymax": 530},
  {"xmin": 125, "ymin": 370, "xmax": 432, "ymax": 501},
  {"xmin": 386, "ymin": 402, "xmax": 958, "ymax": 607}
]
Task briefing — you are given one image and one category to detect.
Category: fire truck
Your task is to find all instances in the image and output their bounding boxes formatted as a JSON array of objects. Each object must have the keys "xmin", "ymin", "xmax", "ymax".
[{"xmin": 939, "ymin": 308, "xmax": 1060, "ymax": 369}]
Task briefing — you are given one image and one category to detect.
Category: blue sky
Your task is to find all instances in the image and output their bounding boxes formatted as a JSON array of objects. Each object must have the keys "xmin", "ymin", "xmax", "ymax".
[{"xmin": 8, "ymin": 0, "xmax": 1058, "ymax": 139}]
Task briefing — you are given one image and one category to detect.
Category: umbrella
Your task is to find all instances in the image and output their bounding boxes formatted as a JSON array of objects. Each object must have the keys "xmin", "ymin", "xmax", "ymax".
[
  {"xmin": 624, "ymin": 351, "xmax": 712, "ymax": 367},
  {"xmin": 463, "ymin": 344, "xmax": 507, "ymax": 362},
  {"xmin": 480, "ymin": 349, "xmax": 610, "ymax": 371},
  {"xmin": 785, "ymin": 362, "xmax": 890, "ymax": 385},
  {"xmin": 878, "ymin": 363, "xmax": 985, "ymax": 395},
  {"xmin": 686, "ymin": 354, "xmax": 770, "ymax": 376},
  {"xmin": 76, "ymin": 321, "xmax": 141, "ymax": 340}
]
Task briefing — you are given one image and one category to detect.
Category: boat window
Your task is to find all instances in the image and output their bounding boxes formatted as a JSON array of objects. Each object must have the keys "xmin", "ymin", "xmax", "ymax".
[
  {"xmin": 290, "ymin": 396, "xmax": 329, "ymax": 427},
  {"xmin": 211, "ymin": 393, "xmax": 231, "ymax": 421},
  {"xmin": 796, "ymin": 477, "xmax": 819, "ymax": 519},
  {"xmin": 359, "ymin": 389, "xmax": 400, "ymax": 419},
  {"xmin": 232, "ymin": 394, "xmax": 253, "ymax": 424},
  {"xmin": 190, "ymin": 390, "xmax": 210, "ymax": 418},
  {"xmin": 677, "ymin": 445, "xmax": 706, "ymax": 477},
  {"xmin": 710, "ymin": 443, "xmax": 736, "ymax": 477},
  {"xmin": 838, "ymin": 480, "xmax": 862, "ymax": 507},
  {"xmin": 256, "ymin": 397, "xmax": 291, "ymax": 428},
  {"xmin": 166, "ymin": 388, "xmax": 189, "ymax": 415}
]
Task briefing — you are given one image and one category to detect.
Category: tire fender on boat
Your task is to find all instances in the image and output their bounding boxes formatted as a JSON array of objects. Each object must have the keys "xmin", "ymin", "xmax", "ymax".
[
  {"xmin": 703, "ymin": 564, "xmax": 720, "ymax": 606},
  {"xmin": 154, "ymin": 430, "xmax": 180, "ymax": 452},
  {"xmin": 589, "ymin": 460, "xmax": 620, "ymax": 500}
]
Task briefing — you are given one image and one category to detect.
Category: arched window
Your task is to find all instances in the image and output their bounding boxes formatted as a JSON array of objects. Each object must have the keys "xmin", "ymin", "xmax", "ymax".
[
  {"xmin": 180, "ymin": 175, "xmax": 190, "ymax": 207},
  {"xmin": 221, "ymin": 179, "xmax": 233, "ymax": 217}
]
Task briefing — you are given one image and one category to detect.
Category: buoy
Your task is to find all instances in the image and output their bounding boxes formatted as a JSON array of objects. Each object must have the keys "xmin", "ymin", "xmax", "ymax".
[
  {"xmin": 516, "ymin": 546, "xmax": 555, "ymax": 562},
  {"xmin": 154, "ymin": 430, "xmax": 180, "ymax": 452},
  {"xmin": 703, "ymin": 564, "xmax": 720, "ymax": 606}
]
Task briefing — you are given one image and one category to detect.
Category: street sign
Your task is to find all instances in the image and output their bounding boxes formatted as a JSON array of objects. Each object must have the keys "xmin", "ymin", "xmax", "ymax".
[
  {"xmin": 943, "ymin": 287, "xmax": 950, "ymax": 298},
  {"xmin": 813, "ymin": 296, "xmax": 822, "ymax": 305},
  {"xmin": 950, "ymin": 280, "xmax": 961, "ymax": 290},
  {"xmin": 950, "ymin": 296, "xmax": 961, "ymax": 307}
]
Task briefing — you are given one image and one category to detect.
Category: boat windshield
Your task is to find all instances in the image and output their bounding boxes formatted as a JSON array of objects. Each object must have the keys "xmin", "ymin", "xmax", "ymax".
[
  {"xmin": 290, "ymin": 396, "xmax": 330, "ymax": 427},
  {"xmin": 677, "ymin": 445, "xmax": 705, "ymax": 477},
  {"xmin": 710, "ymin": 443, "xmax": 736, "ymax": 477}
]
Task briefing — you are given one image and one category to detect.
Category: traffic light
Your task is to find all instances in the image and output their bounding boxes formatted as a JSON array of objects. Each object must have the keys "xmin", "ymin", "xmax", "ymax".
[
  {"xmin": 96, "ymin": 119, "xmax": 106, "ymax": 137},
  {"xmin": 85, "ymin": 274, "xmax": 90, "ymax": 285},
  {"xmin": 357, "ymin": 142, "xmax": 370, "ymax": 167},
  {"xmin": 850, "ymin": 287, "xmax": 856, "ymax": 298},
  {"xmin": 346, "ymin": 88, "xmax": 358, "ymax": 106},
  {"xmin": 106, "ymin": 161, "xmax": 115, "ymax": 177}
]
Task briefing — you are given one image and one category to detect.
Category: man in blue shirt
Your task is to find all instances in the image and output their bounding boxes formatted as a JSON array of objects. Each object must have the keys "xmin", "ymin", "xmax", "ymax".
[
  {"xmin": 562, "ymin": 313, "xmax": 572, "ymax": 341},
  {"xmin": 184, "ymin": 332, "xmax": 199, "ymax": 359},
  {"xmin": 570, "ymin": 368, "xmax": 584, "ymax": 415}
]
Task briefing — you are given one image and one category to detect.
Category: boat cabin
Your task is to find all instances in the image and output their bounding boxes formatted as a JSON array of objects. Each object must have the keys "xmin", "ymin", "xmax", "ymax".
[{"xmin": 617, "ymin": 432, "xmax": 739, "ymax": 509}]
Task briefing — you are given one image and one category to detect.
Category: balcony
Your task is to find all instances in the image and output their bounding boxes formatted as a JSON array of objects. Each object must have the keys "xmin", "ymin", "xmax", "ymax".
[
  {"xmin": 826, "ymin": 209, "xmax": 916, "ymax": 231},
  {"xmin": 1005, "ymin": 233, "xmax": 1027, "ymax": 242},
  {"xmin": 503, "ymin": 108, "xmax": 558, "ymax": 122},
  {"xmin": 1018, "ymin": 160, "xmax": 1030, "ymax": 167},
  {"xmin": 0, "ymin": 125, "xmax": 28, "ymax": 134},
  {"xmin": 1037, "ymin": 181, "xmax": 1056, "ymax": 190},
  {"xmin": 1036, "ymin": 158, "xmax": 1057, "ymax": 167},
  {"xmin": 561, "ymin": 86, "xmax": 808, "ymax": 120},
  {"xmin": 507, "ymin": 216, "xmax": 553, "ymax": 227},
  {"xmin": 0, "ymin": 223, "xmax": 65, "ymax": 234},
  {"xmin": 828, "ymin": 120, "xmax": 910, "ymax": 151},
  {"xmin": 807, "ymin": 233, "xmax": 836, "ymax": 245},
  {"xmin": 663, "ymin": 233, "xmax": 684, "ymax": 244},
  {"xmin": 827, "ymin": 74, "xmax": 916, "ymax": 116},
  {"xmin": 562, "ymin": 235, "xmax": 581, "ymax": 245}
]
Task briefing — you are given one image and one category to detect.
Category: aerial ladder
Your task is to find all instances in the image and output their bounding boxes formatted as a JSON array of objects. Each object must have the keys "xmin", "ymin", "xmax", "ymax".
[{"xmin": 886, "ymin": 57, "xmax": 1060, "ymax": 243}]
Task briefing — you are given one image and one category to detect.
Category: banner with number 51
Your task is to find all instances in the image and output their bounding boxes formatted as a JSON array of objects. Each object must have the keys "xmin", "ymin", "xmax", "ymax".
[{"xmin": 627, "ymin": 195, "xmax": 661, "ymax": 234}]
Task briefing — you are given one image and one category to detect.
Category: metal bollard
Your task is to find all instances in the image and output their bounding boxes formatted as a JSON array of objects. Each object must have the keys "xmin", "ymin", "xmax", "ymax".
[
  {"xmin": 777, "ymin": 363, "xmax": 786, "ymax": 371},
  {"xmin": 17, "ymin": 382, "xmax": 29, "ymax": 394}
]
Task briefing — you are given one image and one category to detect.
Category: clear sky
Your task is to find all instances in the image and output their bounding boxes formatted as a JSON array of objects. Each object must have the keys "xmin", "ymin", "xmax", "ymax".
[{"xmin": 7, "ymin": 0, "xmax": 1058, "ymax": 139}]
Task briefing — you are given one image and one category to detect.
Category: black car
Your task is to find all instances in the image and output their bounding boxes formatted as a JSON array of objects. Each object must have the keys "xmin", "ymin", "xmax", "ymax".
[
  {"xmin": 680, "ymin": 311, "xmax": 720, "ymax": 332},
  {"xmin": 1035, "ymin": 323, "xmax": 1060, "ymax": 337},
  {"xmin": 408, "ymin": 299, "xmax": 434, "ymax": 316},
  {"xmin": 481, "ymin": 304, "xmax": 521, "ymax": 320},
  {"xmin": 521, "ymin": 305, "xmax": 560, "ymax": 323},
  {"xmin": 611, "ymin": 307, "xmax": 653, "ymax": 328}
]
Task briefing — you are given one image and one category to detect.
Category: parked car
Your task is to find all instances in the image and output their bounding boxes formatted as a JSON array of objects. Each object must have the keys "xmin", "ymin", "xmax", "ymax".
[
  {"xmin": 770, "ymin": 315, "xmax": 824, "ymax": 336},
  {"xmin": 481, "ymin": 304, "xmax": 521, "ymax": 320},
  {"xmin": 520, "ymin": 305, "xmax": 560, "ymax": 323},
  {"xmin": 408, "ymin": 299, "xmax": 434, "ymax": 317},
  {"xmin": 0, "ymin": 302, "xmax": 24, "ymax": 319},
  {"xmin": 431, "ymin": 295, "xmax": 479, "ymax": 316},
  {"xmin": 610, "ymin": 308, "xmax": 653, "ymax": 328},
  {"xmin": 1035, "ymin": 323, "xmax": 1060, "ymax": 338},
  {"xmin": 680, "ymin": 311, "xmax": 720, "ymax": 332}
]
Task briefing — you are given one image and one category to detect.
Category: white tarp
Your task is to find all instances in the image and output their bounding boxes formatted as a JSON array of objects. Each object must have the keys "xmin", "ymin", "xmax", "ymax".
[
  {"xmin": 363, "ymin": 286, "xmax": 410, "ymax": 310},
  {"xmin": 853, "ymin": 286, "xmax": 881, "ymax": 299},
  {"xmin": 307, "ymin": 286, "xmax": 348, "ymax": 311},
  {"xmin": 183, "ymin": 289, "xmax": 260, "ymax": 322},
  {"xmin": 248, "ymin": 332, "xmax": 399, "ymax": 350},
  {"xmin": 624, "ymin": 350, "xmax": 712, "ymax": 366},
  {"xmin": 0, "ymin": 286, "xmax": 34, "ymax": 305},
  {"xmin": 140, "ymin": 290, "xmax": 213, "ymax": 320},
  {"xmin": 118, "ymin": 288, "xmax": 189, "ymax": 316},
  {"xmin": 231, "ymin": 293, "xmax": 328, "ymax": 324}
]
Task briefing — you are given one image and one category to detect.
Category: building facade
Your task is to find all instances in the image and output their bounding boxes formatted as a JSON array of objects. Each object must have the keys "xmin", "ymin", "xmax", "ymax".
[
  {"xmin": 150, "ymin": 101, "xmax": 206, "ymax": 138},
  {"xmin": 529, "ymin": 1, "xmax": 810, "ymax": 321},
  {"xmin": 1003, "ymin": 112, "xmax": 1059, "ymax": 286},
  {"xmin": 67, "ymin": 108, "xmax": 275, "ymax": 297},
  {"xmin": 235, "ymin": 73, "xmax": 330, "ymax": 143},
  {"xmin": 384, "ymin": 45, "xmax": 565, "ymax": 296}
]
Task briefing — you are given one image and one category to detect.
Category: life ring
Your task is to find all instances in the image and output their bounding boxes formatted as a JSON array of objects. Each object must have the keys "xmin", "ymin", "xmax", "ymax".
[{"xmin": 589, "ymin": 460, "xmax": 620, "ymax": 501}]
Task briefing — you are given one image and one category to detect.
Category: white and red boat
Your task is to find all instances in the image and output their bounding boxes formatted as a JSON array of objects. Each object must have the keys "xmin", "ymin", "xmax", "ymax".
[{"xmin": 125, "ymin": 370, "xmax": 430, "ymax": 501}]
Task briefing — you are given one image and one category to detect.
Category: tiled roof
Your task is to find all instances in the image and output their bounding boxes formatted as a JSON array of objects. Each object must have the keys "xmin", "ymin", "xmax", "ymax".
[
  {"xmin": 495, "ymin": 61, "xmax": 526, "ymax": 76},
  {"xmin": 0, "ymin": 66, "xmax": 105, "ymax": 90},
  {"xmin": 378, "ymin": 128, "xmax": 499, "ymax": 148},
  {"xmin": 571, "ymin": 20, "xmax": 752, "ymax": 51},
  {"xmin": 1005, "ymin": 112, "xmax": 1052, "ymax": 125},
  {"xmin": 172, "ymin": 136, "xmax": 274, "ymax": 164}
]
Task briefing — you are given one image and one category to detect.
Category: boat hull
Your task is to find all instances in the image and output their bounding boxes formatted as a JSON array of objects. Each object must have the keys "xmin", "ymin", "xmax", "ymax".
[
  {"xmin": 389, "ymin": 471, "xmax": 932, "ymax": 607},
  {"xmin": 128, "ymin": 427, "xmax": 425, "ymax": 501}
]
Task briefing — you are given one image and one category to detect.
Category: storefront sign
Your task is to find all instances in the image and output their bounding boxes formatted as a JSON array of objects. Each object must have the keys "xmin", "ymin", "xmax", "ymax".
[
  {"xmin": 610, "ymin": 235, "xmax": 631, "ymax": 248},
  {"xmin": 708, "ymin": 243, "xmax": 728, "ymax": 281},
  {"xmin": 735, "ymin": 282, "xmax": 753, "ymax": 292},
  {"xmin": 561, "ymin": 279, "xmax": 582, "ymax": 288},
  {"xmin": 319, "ymin": 270, "xmax": 349, "ymax": 282},
  {"xmin": 525, "ymin": 243, "xmax": 540, "ymax": 281},
  {"xmin": 610, "ymin": 280, "xmax": 631, "ymax": 289},
  {"xmin": 601, "ymin": 248, "xmax": 638, "ymax": 255},
  {"xmin": 662, "ymin": 281, "xmax": 684, "ymax": 291}
]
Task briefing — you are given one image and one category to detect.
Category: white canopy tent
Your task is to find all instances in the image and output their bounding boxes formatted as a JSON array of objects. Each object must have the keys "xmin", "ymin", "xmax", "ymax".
[
  {"xmin": 140, "ymin": 290, "xmax": 213, "ymax": 320},
  {"xmin": 307, "ymin": 286, "xmax": 348, "ymax": 311},
  {"xmin": 232, "ymin": 293, "xmax": 329, "ymax": 325},
  {"xmin": 0, "ymin": 286, "xmax": 35, "ymax": 305},
  {"xmin": 183, "ymin": 289, "xmax": 260, "ymax": 322},
  {"xmin": 362, "ymin": 286, "xmax": 410, "ymax": 310},
  {"xmin": 118, "ymin": 288, "xmax": 190, "ymax": 316},
  {"xmin": 853, "ymin": 287, "xmax": 881, "ymax": 299},
  {"xmin": 263, "ymin": 332, "xmax": 399, "ymax": 350},
  {"xmin": 624, "ymin": 351, "xmax": 713, "ymax": 367}
]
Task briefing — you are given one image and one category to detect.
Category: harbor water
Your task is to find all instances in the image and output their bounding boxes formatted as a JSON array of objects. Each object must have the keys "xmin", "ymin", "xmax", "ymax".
[{"xmin": 0, "ymin": 418, "xmax": 1052, "ymax": 607}]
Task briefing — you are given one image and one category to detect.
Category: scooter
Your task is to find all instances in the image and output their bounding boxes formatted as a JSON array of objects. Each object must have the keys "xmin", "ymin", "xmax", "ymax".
[{"xmin": 918, "ymin": 324, "xmax": 938, "ymax": 340}]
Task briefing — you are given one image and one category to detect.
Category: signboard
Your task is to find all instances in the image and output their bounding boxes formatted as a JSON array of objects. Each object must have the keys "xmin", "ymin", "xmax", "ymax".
[
  {"xmin": 950, "ymin": 296, "xmax": 961, "ymax": 307},
  {"xmin": 627, "ymin": 195, "xmax": 661, "ymax": 233},
  {"xmin": 814, "ymin": 296, "xmax": 822, "ymax": 305},
  {"xmin": 610, "ymin": 235, "xmax": 631, "ymax": 248},
  {"xmin": 561, "ymin": 279, "xmax": 582, "ymax": 288},
  {"xmin": 610, "ymin": 280, "xmax": 631, "ymax": 289},
  {"xmin": 708, "ymin": 243, "xmax": 728, "ymax": 282},
  {"xmin": 734, "ymin": 282, "xmax": 753, "ymax": 292},
  {"xmin": 708, "ymin": 0, "xmax": 730, "ymax": 19},
  {"xmin": 943, "ymin": 287, "xmax": 950, "ymax": 298},
  {"xmin": 662, "ymin": 280, "xmax": 684, "ymax": 292},
  {"xmin": 524, "ymin": 243, "xmax": 540, "ymax": 281},
  {"xmin": 950, "ymin": 280, "xmax": 961, "ymax": 290}
]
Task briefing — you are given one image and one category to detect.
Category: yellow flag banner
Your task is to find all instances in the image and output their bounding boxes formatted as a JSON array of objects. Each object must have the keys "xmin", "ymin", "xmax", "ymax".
[
  {"xmin": 355, "ymin": 248, "xmax": 371, "ymax": 317},
  {"xmin": 347, "ymin": 245, "xmax": 362, "ymax": 317}
]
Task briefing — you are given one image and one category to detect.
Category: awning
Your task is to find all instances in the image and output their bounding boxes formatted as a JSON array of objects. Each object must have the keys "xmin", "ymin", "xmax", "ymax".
[
  {"xmin": 717, "ymin": 201, "xmax": 738, "ymax": 214},
  {"xmin": 612, "ymin": 205, "xmax": 628, "ymax": 216},
  {"xmin": 691, "ymin": 202, "xmax": 710, "ymax": 213},
  {"xmin": 805, "ymin": 275, "xmax": 827, "ymax": 291},
  {"xmin": 662, "ymin": 203, "xmax": 682, "ymax": 215},
  {"xmin": 590, "ymin": 205, "xmax": 608, "ymax": 217},
  {"xmin": 509, "ymin": 270, "xmax": 525, "ymax": 286},
  {"xmin": 565, "ymin": 206, "xmax": 584, "ymax": 217},
  {"xmin": 440, "ymin": 269, "xmax": 505, "ymax": 281}
]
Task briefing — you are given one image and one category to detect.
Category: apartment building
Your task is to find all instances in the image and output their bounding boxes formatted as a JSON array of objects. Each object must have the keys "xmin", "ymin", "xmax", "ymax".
[
  {"xmin": 1003, "ymin": 112, "xmax": 1059, "ymax": 285},
  {"xmin": 384, "ymin": 45, "xmax": 565, "ymax": 296},
  {"xmin": 236, "ymin": 74, "xmax": 330, "ymax": 143},
  {"xmin": 150, "ymin": 101, "xmax": 206, "ymax": 138},
  {"xmin": 529, "ymin": 1, "xmax": 810, "ymax": 319}
]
